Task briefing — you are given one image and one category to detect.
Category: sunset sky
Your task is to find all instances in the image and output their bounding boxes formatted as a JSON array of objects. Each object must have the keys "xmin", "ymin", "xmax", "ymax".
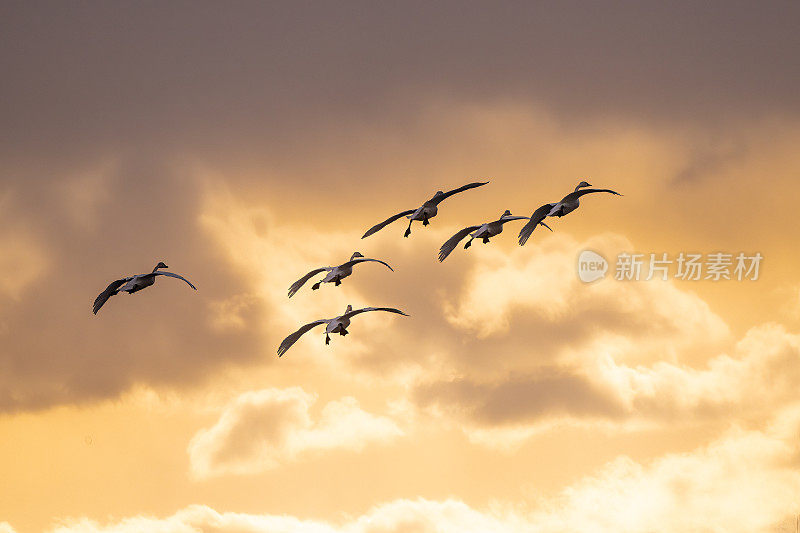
[{"xmin": 2, "ymin": 2, "xmax": 800, "ymax": 532}]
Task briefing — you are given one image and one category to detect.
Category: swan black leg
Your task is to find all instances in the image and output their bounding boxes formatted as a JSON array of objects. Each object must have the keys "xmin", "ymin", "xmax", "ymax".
[
  {"xmin": 339, "ymin": 328, "xmax": 348, "ymax": 336},
  {"xmin": 404, "ymin": 220, "xmax": 412, "ymax": 238},
  {"xmin": 325, "ymin": 334, "xmax": 331, "ymax": 345},
  {"xmin": 464, "ymin": 239, "xmax": 473, "ymax": 249},
  {"xmin": 334, "ymin": 277, "xmax": 341, "ymax": 286},
  {"xmin": 312, "ymin": 282, "xmax": 321, "ymax": 290},
  {"xmin": 422, "ymin": 216, "xmax": 429, "ymax": 226}
]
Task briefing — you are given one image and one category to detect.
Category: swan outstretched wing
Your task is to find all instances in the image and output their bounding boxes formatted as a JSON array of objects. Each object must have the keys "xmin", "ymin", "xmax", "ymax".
[
  {"xmin": 288, "ymin": 267, "xmax": 331, "ymax": 298},
  {"xmin": 361, "ymin": 209, "xmax": 416, "ymax": 238},
  {"xmin": 498, "ymin": 216, "xmax": 530, "ymax": 224},
  {"xmin": 561, "ymin": 188, "xmax": 622, "ymax": 203},
  {"xmin": 438, "ymin": 225, "xmax": 481, "ymax": 262},
  {"xmin": 430, "ymin": 181, "xmax": 490, "ymax": 205},
  {"xmin": 92, "ymin": 277, "xmax": 132, "ymax": 315},
  {"xmin": 339, "ymin": 258, "xmax": 394, "ymax": 271},
  {"xmin": 342, "ymin": 307, "xmax": 409, "ymax": 320},
  {"xmin": 278, "ymin": 320, "xmax": 329, "ymax": 357},
  {"xmin": 154, "ymin": 271, "xmax": 197, "ymax": 290},
  {"xmin": 518, "ymin": 204, "xmax": 554, "ymax": 246}
]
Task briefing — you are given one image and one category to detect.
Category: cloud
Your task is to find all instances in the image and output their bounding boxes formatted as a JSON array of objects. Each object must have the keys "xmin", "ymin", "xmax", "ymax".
[
  {"xmin": 530, "ymin": 406, "xmax": 800, "ymax": 533},
  {"xmin": 0, "ymin": 163, "xmax": 270, "ymax": 413},
  {"xmin": 188, "ymin": 387, "xmax": 402, "ymax": 478},
  {"xmin": 3, "ymin": 1, "xmax": 799, "ymax": 169},
  {"xmin": 415, "ymin": 368, "xmax": 627, "ymax": 426},
  {"xmin": 395, "ymin": 232, "xmax": 800, "ymax": 443},
  {"xmin": 0, "ymin": 227, "xmax": 48, "ymax": 299},
  {"xmin": 416, "ymin": 323, "xmax": 800, "ymax": 445},
  {"xmin": 40, "ymin": 408, "xmax": 800, "ymax": 532},
  {"xmin": 46, "ymin": 500, "xmax": 518, "ymax": 533},
  {"xmin": 442, "ymin": 232, "xmax": 730, "ymax": 363},
  {"xmin": 2, "ymin": 84, "xmax": 797, "ymax": 413}
]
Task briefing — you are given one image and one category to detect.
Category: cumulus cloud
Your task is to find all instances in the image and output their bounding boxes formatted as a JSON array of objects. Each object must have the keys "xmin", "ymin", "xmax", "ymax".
[
  {"xmin": 530, "ymin": 406, "xmax": 800, "ymax": 533},
  {"xmin": 394, "ymin": 232, "xmax": 800, "ymax": 444},
  {"xmin": 417, "ymin": 323, "xmax": 800, "ymax": 445},
  {"xmin": 188, "ymin": 387, "xmax": 402, "ymax": 478},
  {"xmin": 443, "ymin": 232, "xmax": 730, "ymax": 363},
  {"xmin": 46, "ymin": 501, "xmax": 519, "ymax": 533},
  {"xmin": 40, "ymin": 408, "xmax": 800, "ymax": 532}
]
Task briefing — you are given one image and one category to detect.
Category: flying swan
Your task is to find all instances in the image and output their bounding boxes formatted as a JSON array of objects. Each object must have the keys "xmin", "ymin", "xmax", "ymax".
[
  {"xmin": 288, "ymin": 252, "xmax": 394, "ymax": 297},
  {"xmin": 438, "ymin": 210, "xmax": 550, "ymax": 262},
  {"xmin": 93, "ymin": 262, "xmax": 197, "ymax": 314},
  {"xmin": 277, "ymin": 305, "xmax": 409, "ymax": 356},
  {"xmin": 546, "ymin": 180, "xmax": 621, "ymax": 218},
  {"xmin": 362, "ymin": 181, "xmax": 489, "ymax": 239},
  {"xmin": 518, "ymin": 181, "xmax": 622, "ymax": 245}
]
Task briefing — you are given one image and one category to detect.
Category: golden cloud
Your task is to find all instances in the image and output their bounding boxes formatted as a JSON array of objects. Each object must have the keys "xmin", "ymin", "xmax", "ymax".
[{"xmin": 188, "ymin": 387, "xmax": 403, "ymax": 478}]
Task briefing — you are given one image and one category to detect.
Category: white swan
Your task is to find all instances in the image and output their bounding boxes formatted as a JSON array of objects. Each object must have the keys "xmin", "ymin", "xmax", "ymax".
[
  {"xmin": 93, "ymin": 262, "xmax": 197, "ymax": 314},
  {"xmin": 277, "ymin": 304, "xmax": 408, "ymax": 356},
  {"xmin": 288, "ymin": 252, "xmax": 394, "ymax": 298},
  {"xmin": 547, "ymin": 181, "xmax": 622, "ymax": 217},
  {"xmin": 438, "ymin": 210, "xmax": 548, "ymax": 262},
  {"xmin": 517, "ymin": 181, "xmax": 622, "ymax": 245},
  {"xmin": 362, "ymin": 181, "xmax": 489, "ymax": 239}
]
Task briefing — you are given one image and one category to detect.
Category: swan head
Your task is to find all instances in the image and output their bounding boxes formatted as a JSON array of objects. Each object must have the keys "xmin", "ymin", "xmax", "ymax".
[
  {"xmin": 433, "ymin": 190, "xmax": 445, "ymax": 198},
  {"xmin": 345, "ymin": 304, "xmax": 353, "ymax": 313},
  {"xmin": 577, "ymin": 180, "xmax": 592, "ymax": 189},
  {"xmin": 501, "ymin": 209, "xmax": 513, "ymax": 218},
  {"xmin": 350, "ymin": 252, "xmax": 364, "ymax": 260},
  {"xmin": 155, "ymin": 261, "xmax": 168, "ymax": 270}
]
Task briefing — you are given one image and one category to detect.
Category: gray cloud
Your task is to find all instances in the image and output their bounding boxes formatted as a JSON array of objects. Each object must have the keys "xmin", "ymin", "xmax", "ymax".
[
  {"xmin": 412, "ymin": 324, "xmax": 800, "ymax": 436},
  {"xmin": 415, "ymin": 369, "xmax": 626, "ymax": 425},
  {"xmin": 1, "ymin": 1, "xmax": 799, "ymax": 167},
  {"xmin": 0, "ymin": 158, "xmax": 269, "ymax": 412}
]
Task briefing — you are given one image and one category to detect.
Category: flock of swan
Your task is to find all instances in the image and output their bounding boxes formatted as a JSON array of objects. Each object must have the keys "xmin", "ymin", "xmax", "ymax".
[{"xmin": 93, "ymin": 180, "xmax": 621, "ymax": 356}]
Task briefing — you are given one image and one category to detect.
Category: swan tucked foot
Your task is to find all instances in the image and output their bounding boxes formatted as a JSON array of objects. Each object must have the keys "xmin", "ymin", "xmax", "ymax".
[
  {"xmin": 325, "ymin": 335, "xmax": 331, "ymax": 345},
  {"xmin": 404, "ymin": 227, "xmax": 411, "ymax": 238},
  {"xmin": 334, "ymin": 278, "xmax": 341, "ymax": 286},
  {"xmin": 482, "ymin": 237, "xmax": 490, "ymax": 244},
  {"xmin": 422, "ymin": 218, "xmax": 429, "ymax": 226},
  {"xmin": 464, "ymin": 240, "xmax": 472, "ymax": 249},
  {"xmin": 312, "ymin": 282, "xmax": 321, "ymax": 290},
  {"xmin": 339, "ymin": 329, "xmax": 349, "ymax": 336}
]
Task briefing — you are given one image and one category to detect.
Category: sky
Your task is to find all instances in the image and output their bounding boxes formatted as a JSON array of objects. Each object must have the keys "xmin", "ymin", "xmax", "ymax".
[{"xmin": 2, "ymin": 1, "xmax": 800, "ymax": 532}]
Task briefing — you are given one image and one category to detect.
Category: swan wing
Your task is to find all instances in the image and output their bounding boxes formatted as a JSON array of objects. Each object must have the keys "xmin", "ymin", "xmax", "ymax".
[
  {"xmin": 154, "ymin": 271, "xmax": 197, "ymax": 290},
  {"xmin": 498, "ymin": 216, "xmax": 530, "ymax": 224},
  {"xmin": 361, "ymin": 209, "xmax": 416, "ymax": 238},
  {"xmin": 339, "ymin": 258, "xmax": 394, "ymax": 272},
  {"xmin": 288, "ymin": 267, "xmax": 331, "ymax": 298},
  {"xmin": 430, "ymin": 181, "xmax": 490, "ymax": 205},
  {"xmin": 277, "ymin": 320, "xmax": 328, "ymax": 357},
  {"xmin": 93, "ymin": 277, "xmax": 132, "ymax": 314},
  {"xmin": 561, "ymin": 188, "xmax": 622, "ymax": 203},
  {"xmin": 518, "ymin": 204, "xmax": 554, "ymax": 246},
  {"xmin": 342, "ymin": 306, "xmax": 409, "ymax": 320},
  {"xmin": 438, "ymin": 225, "xmax": 481, "ymax": 262}
]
